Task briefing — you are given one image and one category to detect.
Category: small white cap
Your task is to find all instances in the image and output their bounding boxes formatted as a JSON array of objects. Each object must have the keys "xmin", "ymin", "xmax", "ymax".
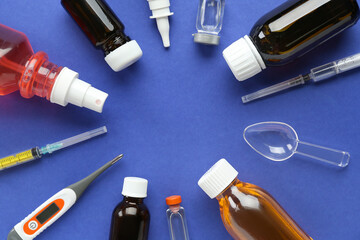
[
  {"xmin": 223, "ymin": 35, "xmax": 266, "ymax": 81},
  {"xmin": 198, "ymin": 159, "xmax": 238, "ymax": 199},
  {"xmin": 122, "ymin": 177, "xmax": 148, "ymax": 198},
  {"xmin": 50, "ymin": 67, "xmax": 108, "ymax": 113},
  {"xmin": 105, "ymin": 40, "xmax": 143, "ymax": 72}
]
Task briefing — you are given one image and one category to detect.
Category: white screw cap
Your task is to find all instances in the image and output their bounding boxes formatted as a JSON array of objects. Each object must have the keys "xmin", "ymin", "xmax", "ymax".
[
  {"xmin": 122, "ymin": 177, "xmax": 148, "ymax": 198},
  {"xmin": 198, "ymin": 159, "xmax": 238, "ymax": 199},
  {"xmin": 50, "ymin": 67, "xmax": 108, "ymax": 113},
  {"xmin": 223, "ymin": 35, "xmax": 266, "ymax": 81},
  {"xmin": 105, "ymin": 40, "xmax": 143, "ymax": 72}
]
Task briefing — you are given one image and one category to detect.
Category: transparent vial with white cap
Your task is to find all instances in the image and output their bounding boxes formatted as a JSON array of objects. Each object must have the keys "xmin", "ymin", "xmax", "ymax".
[
  {"xmin": 61, "ymin": 0, "xmax": 143, "ymax": 72},
  {"xmin": 109, "ymin": 177, "xmax": 150, "ymax": 240},
  {"xmin": 198, "ymin": 159, "xmax": 311, "ymax": 240},
  {"xmin": 193, "ymin": 0, "xmax": 225, "ymax": 45},
  {"xmin": 223, "ymin": 0, "xmax": 360, "ymax": 81}
]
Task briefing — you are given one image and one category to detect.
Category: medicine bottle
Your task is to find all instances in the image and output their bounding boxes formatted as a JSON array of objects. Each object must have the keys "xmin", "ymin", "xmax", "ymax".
[
  {"xmin": 61, "ymin": 0, "xmax": 143, "ymax": 72},
  {"xmin": 223, "ymin": 0, "xmax": 360, "ymax": 81},
  {"xmin": 166, "ymin": 195, "xmax": 190, "ymax": 240},
  {"xmin": 109, "ymin": 177, "xmax": 150, "ymax": 240},
  {"xmin": 198, "ymin": 159, "xmax": 312, "ymax": 240},
  {"xmin": 0, "ymin": 24, "xmax": 108, "ymax": 113}
]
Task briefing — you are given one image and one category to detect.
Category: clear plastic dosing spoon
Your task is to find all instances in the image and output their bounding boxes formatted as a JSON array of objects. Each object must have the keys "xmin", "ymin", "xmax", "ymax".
[{"xmin": 243, "ymin": 122, "xmax": 350, "ymax": 167}]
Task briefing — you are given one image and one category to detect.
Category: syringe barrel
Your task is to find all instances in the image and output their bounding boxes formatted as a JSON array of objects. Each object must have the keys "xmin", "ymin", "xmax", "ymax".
[
  {"xmin": 0, "ymin": 147, "xmax": 41, "ymax": 171},
  {"xmin": 310, "ymin": 53, "xmax": 360, "ymax": 82}
]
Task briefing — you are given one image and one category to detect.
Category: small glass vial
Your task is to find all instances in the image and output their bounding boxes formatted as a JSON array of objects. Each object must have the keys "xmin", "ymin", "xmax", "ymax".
[
  {"xmin": 166, "ymin": 195, "xmax": 190, "ymax": 240},
  {"xmin": 198, "ymin": 159, "xmax": 312, "ymax": 240},
  {"xmin": 193, "ymin": 0, "xmax": 225, "ymax": 45}
]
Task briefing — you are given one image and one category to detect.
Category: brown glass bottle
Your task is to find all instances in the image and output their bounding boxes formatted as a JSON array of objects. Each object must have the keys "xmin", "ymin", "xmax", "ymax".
[
  {"xmin": 199, "ymin": 159, "xmax": 312, "ymax": 240},
  {"xmin": 61, "ymin": 0, "xmax": 143, "ymax": 72},
  {"xmin": 223, "ymin": 0, "xmax": 360, "ymax": 81},
  {"xmin": 109, "ymin": 177, "xmax": 150, "ymax": 240}
]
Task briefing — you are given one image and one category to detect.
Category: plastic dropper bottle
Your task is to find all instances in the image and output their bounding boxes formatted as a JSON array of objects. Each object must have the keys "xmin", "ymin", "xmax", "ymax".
[
  {"xmin": 0, "ymin": 24, "xmax": 108, "ymax": 113},
  {"xmin": 61, "ymin": 0, "xmax": 143, "ymax": 72},
  {"xmin": 198, "ymin": 159, "xmax": 312, "ymax": 240},
  {"xmin": 109, "ymin": 177, "xmax": 150, "ymax": 240},
  {"xmin": 223, "ymin": 0, "xmax": 360, "ymax": 81},
  {"xmin": 166, "ymin": 195, "xmax": 190, "ymax": 240}
]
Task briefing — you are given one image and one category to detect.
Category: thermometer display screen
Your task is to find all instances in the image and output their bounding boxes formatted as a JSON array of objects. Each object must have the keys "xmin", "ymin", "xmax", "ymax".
[{"xmin": 36, "ymin": 203, "xmax": 60, "ymax": 224}]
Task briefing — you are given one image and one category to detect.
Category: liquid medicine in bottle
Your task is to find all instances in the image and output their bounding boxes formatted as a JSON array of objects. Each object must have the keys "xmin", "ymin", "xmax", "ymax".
[
  {"xmin": 198, "ymin": 159, "xmax": 312, "ymax": 240},
  {"xmin": 109, "ymin": 177, "xmax": 150, "ymax": 240},
  {"xmin": 166, "ymin": 195, "xmax": 190, "ymax": 240},
  {"xmin": 0, "ymin": 24, "xmax": 108, "ymax": 113},
  {"xmin": 61, "ymin": 0, "xmax": 143, "ymax": 72},
  {"xmin": 223, "ymin": 0, "xmax": 360, "ymax": 81}
]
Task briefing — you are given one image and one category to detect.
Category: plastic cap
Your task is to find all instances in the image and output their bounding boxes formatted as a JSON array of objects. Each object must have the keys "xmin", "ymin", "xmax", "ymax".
[
  {"xmin": 193, "ymin": 33, "xmax": 220, "ymax": 45},
  {"xmin": 50, "ymin": 68, "xmax": 108, "ymax": 113},
  {"xmin": 166, "ymin": 195, "xmax": 182, "ymax": 206},
  {"xmin": 105, "ymin": 40, "xmax": 143, "ymax": 72},
  {"xmin": 122, "ymin": 177, "xmax": 148, "ymax": 198},
  {"xmin": 198, "ymin": 159, "xmax": 238, "ymax": 199},
  {"xmin": 223, "ymin": 35, "xmax": 266, "ymax": 81}
]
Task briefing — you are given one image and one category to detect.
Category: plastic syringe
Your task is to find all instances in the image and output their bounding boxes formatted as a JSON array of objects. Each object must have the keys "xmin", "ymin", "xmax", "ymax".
[
  {"xmin": 0, "ymin": 126, "xmax": 107, "ymax": 171},
  {"xmin": 242, "ymin": 53, "xmax": 360, "ymax": 103}
]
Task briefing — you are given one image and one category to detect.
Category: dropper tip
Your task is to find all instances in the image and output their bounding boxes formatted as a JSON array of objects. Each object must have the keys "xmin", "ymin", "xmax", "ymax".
[{"xmin": 111, "ymin": 154, "xmax": 124, "ymax": 165}]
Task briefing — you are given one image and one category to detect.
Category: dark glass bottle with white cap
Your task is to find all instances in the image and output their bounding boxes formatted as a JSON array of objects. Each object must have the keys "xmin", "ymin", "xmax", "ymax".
[
  {"xmin": 223, "ymin": 0, "xmax": 359, "ymax": 81},
  {"xmin": 109, "ymin": 177, "xmax": 150, "ymax": 240},
  {"xmin": 61, "ymin": 0, "xmax": 143, "ymax": 72}
]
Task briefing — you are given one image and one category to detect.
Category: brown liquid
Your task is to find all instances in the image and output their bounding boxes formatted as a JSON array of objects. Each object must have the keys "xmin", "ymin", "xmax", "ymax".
[
  {"xmin": 61, "ymin": 0, "xmax": 131, "ymax": 55},
  {"xmin": 250, "ymin": 0, "xmax": 360, "ymax": 66},
  {"xmin": 109, "ymin": 197, "xmax": 150, "ymax": 240},
  {"xmin": 217, "ymin": 179, "xmax": 311, "ymax": 240}
]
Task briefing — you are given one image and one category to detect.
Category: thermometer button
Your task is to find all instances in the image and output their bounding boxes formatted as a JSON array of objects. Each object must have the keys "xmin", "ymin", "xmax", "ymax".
[{"xmin": 28, "ymin": 221, "xmax": 38, "ymax": 230}]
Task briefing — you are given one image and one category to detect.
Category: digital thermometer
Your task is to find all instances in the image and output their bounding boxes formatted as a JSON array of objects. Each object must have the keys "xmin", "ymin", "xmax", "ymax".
[{"xmin": 7, "ymin": 154, "xmax": 123, "ymax": 240}]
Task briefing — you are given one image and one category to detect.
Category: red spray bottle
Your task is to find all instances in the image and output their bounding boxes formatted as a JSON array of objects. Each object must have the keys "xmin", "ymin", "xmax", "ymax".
[{"xmin": 0, "ymin": 24, "xmax": 108, "ymax": 113}]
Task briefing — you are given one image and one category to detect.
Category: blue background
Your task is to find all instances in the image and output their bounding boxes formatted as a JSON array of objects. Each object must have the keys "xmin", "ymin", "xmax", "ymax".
[{"xmin": 0, "ymin": 0, "xmax": 360, "ymax": 239}]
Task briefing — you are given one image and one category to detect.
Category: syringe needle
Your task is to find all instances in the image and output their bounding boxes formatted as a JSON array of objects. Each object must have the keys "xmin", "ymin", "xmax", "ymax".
[
  {"xmin": 40, "ymin": 126, "xmax": 107, "ymax": 154},
  {"xmin": 242, "ymin": 52, "xmax": 360, "ymax": 103},
  {"xmin": 242, "ymin": 75, "xmax": 308, "ymax": 103}
]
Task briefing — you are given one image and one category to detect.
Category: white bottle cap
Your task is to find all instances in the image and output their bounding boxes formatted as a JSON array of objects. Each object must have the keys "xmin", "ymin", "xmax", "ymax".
[
  {"xmin": 147, "ymin": 0, "xmax": 174, "ymax": 48},
  {"xmin": 50, "ymin": 67, "xmax": 108, "ymax": 113},
  {"xmin": 104, "ymin": 40, "xmax": 143, "ymax": 72},
  {"xmin": 223, "ymin": 35, "xmax": 266, "ymax": 81},
  {"xmin": 198, "ymin": 159, "xmax": 238, "ymax": 199},
  {"xmin": 122, "ymin": 177, "xmax": 148, "ymax": 198}
]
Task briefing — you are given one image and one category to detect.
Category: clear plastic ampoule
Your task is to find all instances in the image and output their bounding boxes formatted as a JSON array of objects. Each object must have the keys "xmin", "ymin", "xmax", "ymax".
[
  {"xmin": 193, "ymin": 0, "xmax": 225, "ymax": 45},
  {"xmin": 166, "ymin": 196, "xmax": 190, "ymax": 240}
]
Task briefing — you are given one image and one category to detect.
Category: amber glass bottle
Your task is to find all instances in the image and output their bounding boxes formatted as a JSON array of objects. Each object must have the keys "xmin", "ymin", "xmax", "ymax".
[
  {"xmin": 223, "ymin": 0, "xmax": 360, "ymax": 81},
  {"xmin": 61, "ymin": 0, "xmax": 142, "ymax": 72},
  {"xmin": 198, "ymin": 159, "xmax": 312, "ymax": 240},
  {"xmin": 109, "ymin": 177, "xmax": 150, "ymax": 240}
]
